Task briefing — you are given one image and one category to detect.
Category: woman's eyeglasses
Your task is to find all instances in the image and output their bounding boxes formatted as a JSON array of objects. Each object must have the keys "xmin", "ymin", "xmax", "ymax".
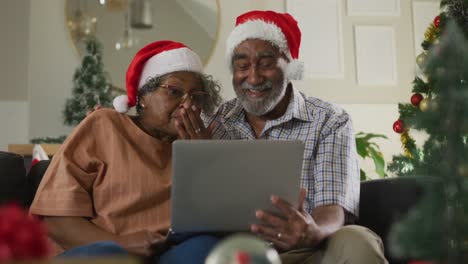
[{"xmin": 158, "ymin": 84, "xmax": 212, "ymax": 108}]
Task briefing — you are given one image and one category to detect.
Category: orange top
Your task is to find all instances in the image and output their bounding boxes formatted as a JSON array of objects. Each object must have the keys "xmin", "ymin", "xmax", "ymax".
[{"xmin": 30, "ymin": 109, "xmax": 172, "ymax": 255}]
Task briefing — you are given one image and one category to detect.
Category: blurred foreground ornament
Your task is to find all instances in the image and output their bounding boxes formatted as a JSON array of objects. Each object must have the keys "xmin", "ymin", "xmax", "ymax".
[
  {"xmin": 205, "ymin": 234, "xmax": 281, "ymax": 264},
  {"xmin": 0, "ymin": 203, "xmax": 50, "ymax": 262}
]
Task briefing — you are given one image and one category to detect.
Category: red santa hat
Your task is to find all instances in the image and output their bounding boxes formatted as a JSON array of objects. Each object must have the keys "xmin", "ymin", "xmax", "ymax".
[
  {"xmin": 226, "ymin": 10, "xmax": 304, "ymax": 80},
  {"xmin": 113, "ymin": 40, "xmax": 204, "ymax": 113}
]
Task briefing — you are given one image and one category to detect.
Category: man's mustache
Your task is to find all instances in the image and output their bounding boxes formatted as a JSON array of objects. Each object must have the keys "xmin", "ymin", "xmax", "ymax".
[{"xmin": 241, "ymin": 81, "xmax": 273, "ymax": 92}]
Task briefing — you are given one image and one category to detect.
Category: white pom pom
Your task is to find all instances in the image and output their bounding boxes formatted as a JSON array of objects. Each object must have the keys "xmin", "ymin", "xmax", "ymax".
[
  {"xmin": 113, "ymin": 95, "xmax": 129, "ymax": 113},
  {"xmin": 285, "ymin": 59, "xmax": 304, "ymax": 80}
]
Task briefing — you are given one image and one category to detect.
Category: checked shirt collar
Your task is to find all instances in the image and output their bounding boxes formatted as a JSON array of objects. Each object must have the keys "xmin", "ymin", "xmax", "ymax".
[{"xmin": 221, "ymin": 86, "xmax": 313, "ymax": 139}]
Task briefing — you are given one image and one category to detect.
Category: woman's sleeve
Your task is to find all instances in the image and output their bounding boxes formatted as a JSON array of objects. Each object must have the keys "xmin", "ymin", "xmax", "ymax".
[{"xmin": 30, "ymin": 115, "xmax": 104, "ymax": 218}]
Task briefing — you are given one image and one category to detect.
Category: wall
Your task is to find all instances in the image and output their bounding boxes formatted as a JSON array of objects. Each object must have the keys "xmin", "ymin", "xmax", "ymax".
[
  {"xmin": 28, "ymin": 0, "xmax": 76, "ymax": 139},
  {"xmin": 0, "ymin": 0, "xmax": 30, "ymax": 101},
  {"xmin": 0, "ymin": 0, "xmax": 31, "ymax": 150},
  {"xmin": 0, "ymin": 102, "xmax": 29, "ymax": 151}
]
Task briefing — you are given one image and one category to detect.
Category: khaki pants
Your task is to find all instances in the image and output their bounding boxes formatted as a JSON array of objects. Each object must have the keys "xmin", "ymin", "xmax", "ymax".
[{"xmin": 280, "ymin": 225, "xmax": 388, "ymax": 264}]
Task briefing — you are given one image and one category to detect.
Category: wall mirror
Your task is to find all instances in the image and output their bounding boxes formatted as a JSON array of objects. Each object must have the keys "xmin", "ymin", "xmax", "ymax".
[{"xmin": 65, "ymin": 0, "xmax": 219, "ymax": 91}]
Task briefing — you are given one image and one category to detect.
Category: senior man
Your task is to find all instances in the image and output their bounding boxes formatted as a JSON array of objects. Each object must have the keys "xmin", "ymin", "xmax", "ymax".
[{"xmin": 205, "ymin": 10, "xmax": 388, "ymax": 264}]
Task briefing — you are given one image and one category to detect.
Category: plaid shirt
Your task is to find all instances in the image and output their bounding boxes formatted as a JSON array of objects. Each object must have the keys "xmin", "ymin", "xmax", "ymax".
[{"xmin": 204, "ymin": 87, "xmax": 360, "ymax": 219}]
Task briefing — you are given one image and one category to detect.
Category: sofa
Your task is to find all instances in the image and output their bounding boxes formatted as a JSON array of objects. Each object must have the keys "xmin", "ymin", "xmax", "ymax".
[{"xmin": 0, "ymin": 150, "xmax": 435, "ymax": 263}]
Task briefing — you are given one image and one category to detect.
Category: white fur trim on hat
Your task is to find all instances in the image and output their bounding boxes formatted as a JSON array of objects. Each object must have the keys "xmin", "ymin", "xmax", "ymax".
[
  {"xmin": 277, "ymin": 58, "xmax": 304, "ymax": 80},
  {"xmin": 113, "ymin": 94, "xmax": 129, "ymax": 113},
  {"xmin": 226, "ymin": 19, "xmax": 291, "ymax": 66},
  {"xmin": 138, "ymin": 47, "xmax": 203, "ymax": 88}
]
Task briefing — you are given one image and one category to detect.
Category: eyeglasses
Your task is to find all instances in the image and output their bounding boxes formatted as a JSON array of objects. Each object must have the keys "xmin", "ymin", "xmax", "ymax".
[{"xmin": 158, "ymin": 84, "xmax": 212, "ymax": 108}]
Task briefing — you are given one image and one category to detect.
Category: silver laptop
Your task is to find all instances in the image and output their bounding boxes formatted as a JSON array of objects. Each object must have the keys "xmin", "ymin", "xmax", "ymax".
[{"xmin": 170, "ymin": 140, "xmax": 305, "ymax": 233}]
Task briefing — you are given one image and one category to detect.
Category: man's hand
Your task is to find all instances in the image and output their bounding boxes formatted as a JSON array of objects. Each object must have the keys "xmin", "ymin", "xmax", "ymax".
[
  {"xmin": 250, "ymin": 188, "xmax": 323, "ymax": 252},
  {"xmin": 175, "ymin": 105, "xmax": 211, "ymax": 139}
]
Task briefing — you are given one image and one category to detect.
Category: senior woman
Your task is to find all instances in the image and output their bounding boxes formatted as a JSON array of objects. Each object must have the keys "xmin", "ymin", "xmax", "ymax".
[{"xmin": 30, "ymin": 41, "xmax": 222, "ymax": 263}]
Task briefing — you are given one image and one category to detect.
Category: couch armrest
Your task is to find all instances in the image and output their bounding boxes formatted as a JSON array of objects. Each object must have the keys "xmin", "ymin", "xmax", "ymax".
[{"xmin": 0, "ymin": 151, "xmax": 27, "ymax": 206}]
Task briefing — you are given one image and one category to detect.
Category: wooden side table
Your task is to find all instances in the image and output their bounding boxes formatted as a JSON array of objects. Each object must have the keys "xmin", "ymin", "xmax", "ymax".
[{"xmin": 8, "ymin": 144, "xmax": 61, "ymax": 156}]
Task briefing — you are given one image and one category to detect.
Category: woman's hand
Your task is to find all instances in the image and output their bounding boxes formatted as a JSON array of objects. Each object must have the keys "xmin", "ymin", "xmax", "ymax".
[{"xmin": 175, "ymin": 105, "xmax": 211, "ymax": 139}]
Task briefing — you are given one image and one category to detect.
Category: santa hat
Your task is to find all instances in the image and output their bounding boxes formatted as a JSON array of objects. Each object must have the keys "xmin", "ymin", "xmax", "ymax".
[
  {"xmin": 226, "ymin": 10, "xmax": 304, "ymax": 80},
  {"xmin": 113, "ymin": 40, "xmax": 203, "ymax": 113}
]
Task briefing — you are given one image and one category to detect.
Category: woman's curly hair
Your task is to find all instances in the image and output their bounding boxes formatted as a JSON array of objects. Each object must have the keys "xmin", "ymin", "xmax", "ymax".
[{"xmin": 136, "ymin": 72, "xmax": 222, "ymax": 115}]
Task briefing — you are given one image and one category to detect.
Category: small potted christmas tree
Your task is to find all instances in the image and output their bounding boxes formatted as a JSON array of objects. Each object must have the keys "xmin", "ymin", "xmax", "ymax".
[{"xmin": 63, "ymin": 37, "xmax": 113, "ymax": 126}]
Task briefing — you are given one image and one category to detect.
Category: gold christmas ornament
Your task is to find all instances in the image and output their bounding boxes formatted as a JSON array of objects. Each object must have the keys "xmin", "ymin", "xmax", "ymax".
[
  {"xmin": 419, "ymin": 98, "xmax": 430, "ymax": 112},
  {"xmin": 416, "ymin": 52, "xmax": 427, "ymax": 68}
]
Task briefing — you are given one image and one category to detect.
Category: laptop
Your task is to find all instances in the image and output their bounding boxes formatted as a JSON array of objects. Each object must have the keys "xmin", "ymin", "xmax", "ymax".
[{"xmin": 170, "ymin": 140, "xmax": 305, "ymax": 233}]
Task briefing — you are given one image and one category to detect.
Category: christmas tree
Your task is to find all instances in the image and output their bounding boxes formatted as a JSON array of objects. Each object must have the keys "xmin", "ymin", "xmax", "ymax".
[
  {"xmin": 63, "ymin": 37, "xmax": 112, "ymax": 126},
  {"xmin": 388, "ymin": 0, "xmax": 468, "ymax": 262}
]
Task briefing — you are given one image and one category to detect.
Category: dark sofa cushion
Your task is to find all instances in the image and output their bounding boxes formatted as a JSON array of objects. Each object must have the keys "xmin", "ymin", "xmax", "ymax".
[
  {"xmin": 0, "ymin": 151, "xmax": 27, "ymax": 206},
  {"xmin": 358, "ymin": 176, "xmax": 442, "ymax": 264},
  {"xmin": 25, "ymin": 160, "xmax": 51, "ymax": 207}
]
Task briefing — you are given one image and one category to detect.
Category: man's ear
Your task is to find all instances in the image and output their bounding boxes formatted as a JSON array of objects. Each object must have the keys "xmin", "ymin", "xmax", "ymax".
[{"xmin": 280, "ymin": 53, "xmax": 290, "ymax": 63}]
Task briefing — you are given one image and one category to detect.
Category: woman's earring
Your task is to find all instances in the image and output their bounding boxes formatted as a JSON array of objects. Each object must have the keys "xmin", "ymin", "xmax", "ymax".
[{"xmin": 140, "ymin": 103, "xmax": 146, "ymax": 109}]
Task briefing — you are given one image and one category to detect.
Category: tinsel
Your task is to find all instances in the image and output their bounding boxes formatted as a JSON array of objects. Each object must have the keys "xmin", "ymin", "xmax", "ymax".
[
  {"xmin": 424, "ymin": 23, "xmax": 439, "ymax": 43},
  {"xmin": 30, "ymin": 135, "xmax": 67, "ymax": 144},
  {"xmin": 401, "ymin": 131, "xmax": 414, "ymax": 159}
]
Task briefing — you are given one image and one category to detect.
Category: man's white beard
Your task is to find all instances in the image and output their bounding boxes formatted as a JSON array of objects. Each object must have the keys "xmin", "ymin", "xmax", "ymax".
[{"xmin": 237, "ymin": 77, "xmax": 288, "ymax": 116}]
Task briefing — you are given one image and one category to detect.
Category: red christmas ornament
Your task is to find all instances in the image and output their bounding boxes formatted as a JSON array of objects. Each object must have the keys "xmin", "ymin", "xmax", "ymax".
[
  {"xmin": 0, "ymin": 203, "xmax": 50, "ymax": 262},
  {"xmin": 0, "ymin": 243, "xmax": 12, "ymax": 263},
  {"xmin": 393, "ymin": 120, "xmax": 404, "ymax": 134},
  {"xmin": 434, "ymin": 15, "xmax": 440, "ymax": 28},
  {"xmin": 410, "ymin": 93, "xmax": 424, "ymax": 106}
]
